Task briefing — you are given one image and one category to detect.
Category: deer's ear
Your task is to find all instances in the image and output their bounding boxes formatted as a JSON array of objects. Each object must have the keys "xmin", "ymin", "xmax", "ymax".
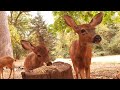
[
  {"xmin": 89, "ymin": 12, "xmax": 103, "ymax": 27},
  {"xmin": 64, "ymin": 15, "xmax": 79, "ymax": 33},
  {"xmin": 21, "ymin": 40, "xmax": 35, "ymax": 51}
]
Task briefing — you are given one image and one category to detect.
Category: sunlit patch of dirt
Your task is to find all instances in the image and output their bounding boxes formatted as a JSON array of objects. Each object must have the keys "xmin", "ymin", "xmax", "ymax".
[
  {"xmin": 90, "ymin": 63, "xmax": 120, "ymax": 79},
  {"xmin": 2, "ymin": 57, "xmax": 120, "ymax": 79},
  {"xmin": 71, "ymin": 62, "xmax": 120, "ymax": 79}
]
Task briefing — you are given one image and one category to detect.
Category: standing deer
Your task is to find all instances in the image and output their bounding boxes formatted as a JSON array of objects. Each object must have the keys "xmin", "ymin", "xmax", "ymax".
[
  {"xmin": 64, "ymin": 12, "xmax": 103, "ymax": 79},
  {"xmin": 0, "ymin": 56, "xmax": 15, "ymax": 79},
  {"xmin": 21, "ymin": 40, "xmax": 51, "ymax": 72}
]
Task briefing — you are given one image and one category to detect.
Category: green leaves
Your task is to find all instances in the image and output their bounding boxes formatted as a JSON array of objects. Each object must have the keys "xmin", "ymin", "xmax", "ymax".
[
  {"xmin": 48, "ymin": 11, "xmax": 120, "ymax": 57},
  {"xmin": 9, "ymin": 24, "xmax": 24, "ymax": 59},
  {"xmin": 8, "ymin": 11, "xmax": 32, "ymax": 59},
  {"xmin": 29, "ymin": 12, "xmax": 56, "ymax": 61},
  {"xmin": 8, "ymin": 11, "xmax": 120, "ymax": 59}
]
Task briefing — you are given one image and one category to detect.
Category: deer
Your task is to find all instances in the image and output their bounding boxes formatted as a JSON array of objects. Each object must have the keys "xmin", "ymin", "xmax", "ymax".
[
  {"xmin": 21, "ymin": 40, "xmax": 51, "ymax": 72},
  {"xmin": 63, "ymin": 12, "xmax": 103, "ymax": 79},
  {"xmin": 0, "ymin": 56, "xmax": 15, "ymax": 79}
]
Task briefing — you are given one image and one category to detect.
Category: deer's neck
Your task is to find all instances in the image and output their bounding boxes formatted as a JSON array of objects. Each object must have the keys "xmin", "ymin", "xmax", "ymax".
[
  {"xmin": 78, "ymin": 38, "xmax": 92, "ymax": 57},
  {"xmin": 79, "ymin": 42, "xmax": 87, "ymax": 55},
  {"xmin": 79, "ymin": 38, "xmax": 87, "ymax": 50}
]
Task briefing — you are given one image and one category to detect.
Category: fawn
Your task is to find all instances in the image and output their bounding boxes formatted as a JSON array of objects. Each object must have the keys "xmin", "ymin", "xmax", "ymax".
[
  {"xmin": 64, "ymin": 12, "xmax": 103, "ymax": 79},
  {"xmin": 21, "ymin": 40, "xmax": 50, "ymax": 72},
  {"xmin": 0, "ymin": 56, "xmax": 15, "ymax": 79}
]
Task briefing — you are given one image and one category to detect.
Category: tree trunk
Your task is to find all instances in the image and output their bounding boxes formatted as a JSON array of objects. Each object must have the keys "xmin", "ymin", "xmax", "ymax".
[
  {"xmin": 0, "ymin": 11, "xmax": 13, "ymax": 57},
  {"xmin": 21, "ymin": 62, "xmax": 73, "ymax": 79}
]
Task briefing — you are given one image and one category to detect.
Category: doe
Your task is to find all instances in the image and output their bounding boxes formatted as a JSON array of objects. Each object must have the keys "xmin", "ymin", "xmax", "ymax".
[
  {"xmin": 21, "ymin": 40, "xmax": 50, "ymax": 72},
  {"xmin": 64, "ymin": 12, "xmax": 103, "ymax": 79},
  {"xmin": 0, "ymin": 56, "xmax": 15, "ymax": 79}
]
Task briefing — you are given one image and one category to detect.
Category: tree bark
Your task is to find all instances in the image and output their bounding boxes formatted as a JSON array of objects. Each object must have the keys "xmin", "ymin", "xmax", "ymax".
[
  {"xmin": 0, "ymin": 11, "xmax": 13, "ymax": 57},
  {"xmin": 21, "ymin": 62, "xmax": 73, "ymax": 79}
]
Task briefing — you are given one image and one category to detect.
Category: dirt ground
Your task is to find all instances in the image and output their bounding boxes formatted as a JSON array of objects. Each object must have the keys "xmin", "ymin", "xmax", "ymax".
[{"xmin": 2, "ymin": 55, "xmax": 120, "ymax": 79}]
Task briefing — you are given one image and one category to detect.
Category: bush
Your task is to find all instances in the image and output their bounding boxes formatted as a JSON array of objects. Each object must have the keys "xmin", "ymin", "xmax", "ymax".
[{"xmin": 93, "ymin": 23, "xmax": 120, "ymax": 56}]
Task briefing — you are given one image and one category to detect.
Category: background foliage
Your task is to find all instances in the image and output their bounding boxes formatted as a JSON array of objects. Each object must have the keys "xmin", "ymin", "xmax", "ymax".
[
  {"xmin": 7, "ymin": 11, "xmax": 120, "ymax": 61},
  {"xmin": 49, "ymin": 11, "xmax": 120, "ymax": 58}
]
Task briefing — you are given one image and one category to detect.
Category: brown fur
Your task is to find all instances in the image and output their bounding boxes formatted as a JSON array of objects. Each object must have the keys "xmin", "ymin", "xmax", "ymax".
[
  {"xmin": 0, "ymin": 56, "xmax": 15, "ymax": 79},
  {"xmin": 21, "ymin": 40, "xmax": 50, "ymax": 72},
  {"xmin": 64, "ymin": 12, "xmax": 103, "ymax": 79}
]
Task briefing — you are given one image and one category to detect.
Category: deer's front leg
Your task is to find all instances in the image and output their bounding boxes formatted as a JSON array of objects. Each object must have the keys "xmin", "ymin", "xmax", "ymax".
[
  {"xmin": 85, "ymin": 58, "xmax": 91, "ymax": 79},
  {"xmin": 72, "ymin": 63, "xmax": 79, "ymax": 79}
]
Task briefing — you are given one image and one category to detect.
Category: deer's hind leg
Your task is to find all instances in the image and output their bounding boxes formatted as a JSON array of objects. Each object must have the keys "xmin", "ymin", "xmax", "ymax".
[
  {"xmin": 0, "ymin": 68, "xmax": 3, "ymax": 79},
  {"xmin": 79, "ymin": 67, "xmax": 86, "ymax": 79},
  {"xmin": 1, "ymin": 68, "xmax": 3, "ymax": 79},
  {"xmin": 85, "ymin": 66, "xmax": 90, "ymax": 79},
  {"xmin": 7, "ymin": 63, "xmax": 14, "ymax": 79}
]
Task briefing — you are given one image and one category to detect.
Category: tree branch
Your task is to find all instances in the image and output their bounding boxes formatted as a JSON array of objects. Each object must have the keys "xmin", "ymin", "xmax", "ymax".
[
  {"xmin": 14, "ymin": 11, "xmax": 23, "ymax": 26},
  {"xmin": 10, "ymin": 11, "xmax": 13, "ymax": 24}
]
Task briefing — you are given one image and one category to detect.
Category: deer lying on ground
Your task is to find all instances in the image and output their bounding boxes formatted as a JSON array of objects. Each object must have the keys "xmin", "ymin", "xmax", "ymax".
[
  {"xmin": 21, "ymin": 40, "xmax": 51, "ymax": 72},
  {"xmin": 0, "ymin": 56, "xmax": 15, "ymax": 79},
  {"xmin": 64, "ymin": 12, "xmax": 103, "ymax": 79}
]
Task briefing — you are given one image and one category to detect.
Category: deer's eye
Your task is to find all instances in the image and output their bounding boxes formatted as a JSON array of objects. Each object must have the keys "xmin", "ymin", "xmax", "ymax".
[{"xmin": 81, "ymin": 29, "xmax": 86, "ymax": 33}]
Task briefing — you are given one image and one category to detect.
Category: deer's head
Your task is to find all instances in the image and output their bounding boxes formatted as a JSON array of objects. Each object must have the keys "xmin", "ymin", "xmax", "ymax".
[
  {"xmin": 21, "ymin": 40, "xmax": 49, "ymax": 62},
  {"xmin": 64, "ymin": 12, "xmax": 103, "ymax": 44}
]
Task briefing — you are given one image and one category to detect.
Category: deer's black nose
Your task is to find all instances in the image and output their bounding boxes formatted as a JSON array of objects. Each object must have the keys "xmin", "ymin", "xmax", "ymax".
[{"xmin": 93, "ymin": 35, "xmax": 102, "ymax": 43}]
